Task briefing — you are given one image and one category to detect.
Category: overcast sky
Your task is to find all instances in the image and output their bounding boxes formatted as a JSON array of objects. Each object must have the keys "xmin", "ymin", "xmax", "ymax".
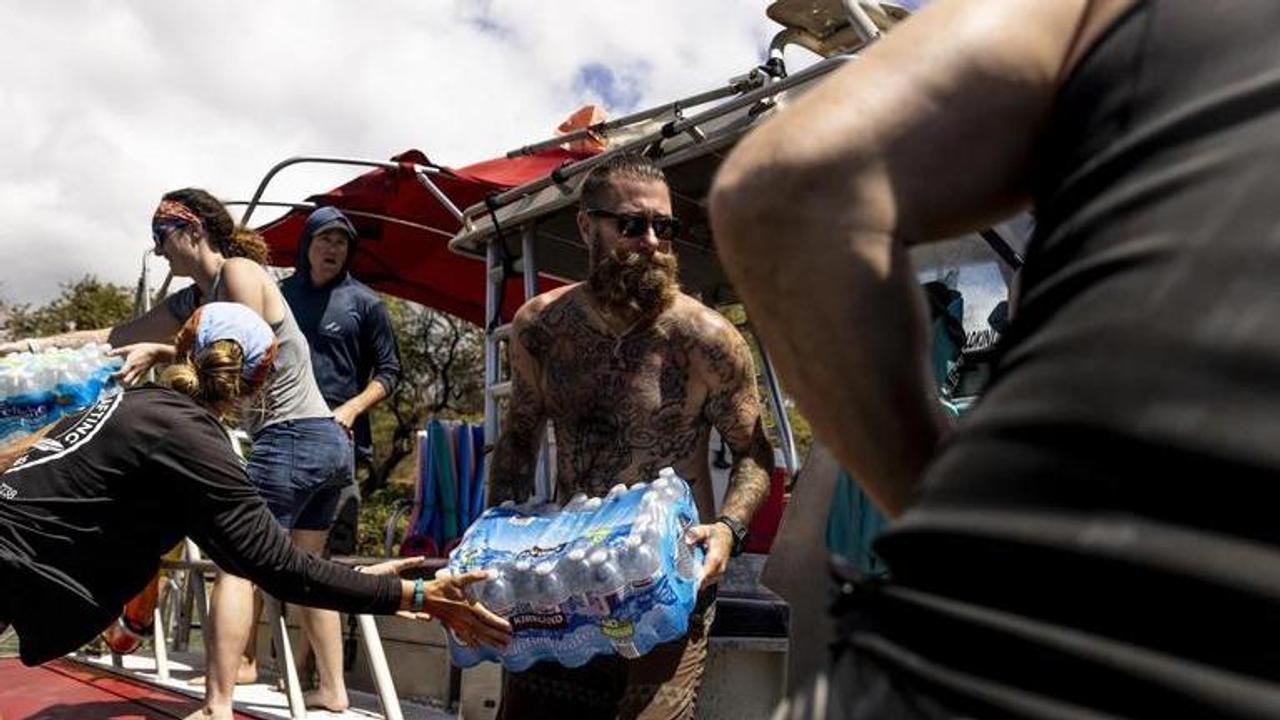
[{"xmin": 0, "ymin": 1, "xmax": 786, "ymax": 306}]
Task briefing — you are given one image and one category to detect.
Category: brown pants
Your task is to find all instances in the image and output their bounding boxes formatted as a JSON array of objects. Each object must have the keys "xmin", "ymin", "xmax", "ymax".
[{"xmin": 497, "ymin": 602, "xmax": 715, "ymax": 720}]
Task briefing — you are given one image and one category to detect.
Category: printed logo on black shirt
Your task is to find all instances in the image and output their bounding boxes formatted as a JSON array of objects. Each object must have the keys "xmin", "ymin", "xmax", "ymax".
[
  {"xmin": 33, "ymin": 438, "xmax": 66, "ymax": 453},
  {"xmin": 4, "ymin": 393, "xmax": 123, "ymax": 474}
]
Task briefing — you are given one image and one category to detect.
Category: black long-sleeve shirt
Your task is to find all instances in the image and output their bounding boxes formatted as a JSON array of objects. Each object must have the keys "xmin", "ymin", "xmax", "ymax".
[{"xmin": 0, "ymin": 387, "xmax": 400, "ymax": 666}]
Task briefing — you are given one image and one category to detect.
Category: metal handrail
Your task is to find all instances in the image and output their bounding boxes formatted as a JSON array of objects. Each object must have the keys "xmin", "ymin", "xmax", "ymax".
[
  {"xmin": 504, "ymin": 69, "xmax": 772, "ymax": 159},
  {"xmin": 225, "ymin": 200, "xmax": 459, "ymax": 241},
  {"xmin": 458, "ymin": 53, "xmax": 852, "ymax": 230},
  {"xmin": 756, "ymin": 341, "xmax": 799, "ymax": 476},
  {"xmin": 237, "ymin": 155, "xmax": 465, "ymax": 229},
  {"xmin": 156, "ymin": 552, "xmax": 438, "ymax": 720}
]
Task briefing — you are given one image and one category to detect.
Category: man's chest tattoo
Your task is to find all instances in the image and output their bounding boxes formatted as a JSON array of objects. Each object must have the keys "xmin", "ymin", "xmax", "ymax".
[{"xmin": 522, "ymin": 301, "xmax": 706, "ymax": 494}]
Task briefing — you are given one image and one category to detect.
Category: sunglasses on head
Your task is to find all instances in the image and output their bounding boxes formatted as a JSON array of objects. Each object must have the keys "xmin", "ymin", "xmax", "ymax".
[
  {"xmin": 586, "ymin": 209, "xmax": 681, "ymax": 243},
  {"xmin": 152, "ymin": 220, "xmax": 187, "ymax": 251}
]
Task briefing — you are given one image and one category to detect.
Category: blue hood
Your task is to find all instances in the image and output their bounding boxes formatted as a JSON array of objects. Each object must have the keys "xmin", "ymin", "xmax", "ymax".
[{"xmin": 297, "ymin": 206, "xmax": 358, "ymax": 282}]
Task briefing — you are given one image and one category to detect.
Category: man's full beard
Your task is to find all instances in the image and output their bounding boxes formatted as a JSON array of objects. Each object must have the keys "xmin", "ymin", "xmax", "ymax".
[{"xmin": 587, "ymin": 243, "xmax": 680, "ymax": 321}]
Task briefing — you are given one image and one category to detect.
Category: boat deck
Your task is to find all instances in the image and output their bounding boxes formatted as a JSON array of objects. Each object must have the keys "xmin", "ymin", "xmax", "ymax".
[{"xmin": 0, "ymin": 652, "xmax": 457, "ymax": 720}]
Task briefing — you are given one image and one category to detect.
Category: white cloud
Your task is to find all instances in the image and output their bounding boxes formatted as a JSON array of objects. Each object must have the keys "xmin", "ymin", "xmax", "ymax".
[{"xmin": 0, "ymin": 1, "xmax": 779, "ymax": 306}]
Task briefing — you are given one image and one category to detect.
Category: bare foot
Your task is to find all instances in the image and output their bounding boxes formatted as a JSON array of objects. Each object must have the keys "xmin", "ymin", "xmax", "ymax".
[
  {"xmin": 181, "ymin": 706, "xmax": 234, "ymax": 720},
  {"xmin": 188, "ymin": 661, "xmax": 257, "ymax": 686},
  {"xmin": 304, "ymin": 688, "xmax": 350, "ymax": 713}
]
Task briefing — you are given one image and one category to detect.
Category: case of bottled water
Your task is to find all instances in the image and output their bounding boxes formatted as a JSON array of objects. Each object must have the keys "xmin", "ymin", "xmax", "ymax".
[
  {"xmin": 445, "ymin": 468, "xmax": 706, "ymax": 670},
  {"xmin": 0, "ymin": 344, "xmax": 124, "ymax": 442}
]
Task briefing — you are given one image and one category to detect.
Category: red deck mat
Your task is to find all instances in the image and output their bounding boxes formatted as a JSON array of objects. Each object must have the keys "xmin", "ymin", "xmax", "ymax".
[{"xmin": 0, "ymin": 657, "xmax": 257, "ymax": 719}]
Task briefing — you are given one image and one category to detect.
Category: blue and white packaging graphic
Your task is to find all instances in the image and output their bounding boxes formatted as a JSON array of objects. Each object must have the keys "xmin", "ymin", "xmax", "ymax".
[
  {"xmin": 0, "ymin": 344, "xmax": 124, "ymax": 442},
  {"xmin": 446, "ymin": 469, "xmax": 705, "ymax": 670}
]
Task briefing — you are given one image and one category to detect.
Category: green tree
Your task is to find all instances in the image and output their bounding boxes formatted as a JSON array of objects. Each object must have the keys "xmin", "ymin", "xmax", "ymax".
[
  {"xmin": 4, "ymin": 276, "xmax": 134, "ymax": 338},
  {"xmin": 366, "ymin": 297, "xmax": 484, "ymax": 494},
  {"xmin": 719, "ymin": 303, "xmax": 813, "ymax": 470}
]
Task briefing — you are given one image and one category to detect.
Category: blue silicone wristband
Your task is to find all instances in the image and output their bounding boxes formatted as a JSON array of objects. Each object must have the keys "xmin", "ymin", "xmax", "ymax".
[{"xmin": 411, "ymin": 577, "xmax": 426, "ymax": 612}]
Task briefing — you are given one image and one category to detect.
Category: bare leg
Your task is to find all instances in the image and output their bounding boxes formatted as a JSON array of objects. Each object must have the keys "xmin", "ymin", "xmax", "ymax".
[
  {"xmin": 190, "ymin": 582, "xmax": 259, "ymax": 688},
  {"xmin": 199, "ymin": 571, "xmax": 258, "ymax": 719},
  {"xmin": 294, "ymin": 599, "xmax": 315, "ymax": 689},
  {"xmin": 292, "ymin": 528, "xmax": 349, "ymax": 712}
]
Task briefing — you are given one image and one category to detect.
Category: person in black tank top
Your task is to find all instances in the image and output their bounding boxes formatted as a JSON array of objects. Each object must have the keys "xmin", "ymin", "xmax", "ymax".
[{"xmin": 713, "ymin": 0, "xmax": 1280, "ymax": 717}]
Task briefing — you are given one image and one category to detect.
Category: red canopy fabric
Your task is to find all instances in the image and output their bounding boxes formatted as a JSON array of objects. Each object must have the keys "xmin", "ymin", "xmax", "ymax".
[{"xmin": 257, "ymin": 147, "xmax": 590, "ymax": 326}]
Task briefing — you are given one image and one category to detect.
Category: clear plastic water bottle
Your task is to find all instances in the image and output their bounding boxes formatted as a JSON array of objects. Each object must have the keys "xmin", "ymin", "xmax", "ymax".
[
  {"xmin": 564, "ymin": 492, "xmax": 589, "ymax": 512},
  {"xmin": 617, "ymin": 535, "xmax": 660, "ymax": 585},
  {"xmin": 675, "ymin": 530, "xmax": 702, "ymax": 581},
  {"xmin": 519, "ymin": 494, "xmax": 546, "ymax": 514},
  {"xmin": 508, "ymin": 559, "xmax": 536, "ymax": 608},
  {"xmin": 476, "ymin": 567, "xmax": 515, "ymax": 617},
  {"xmin": 557, "ymin": 544, "xmax": 593, "ymax": 603},
  {"xmin": 532, "ymin": 560, "xmax": 567, "ymax": 612},
  {"xmin": 586, "ymin": 547, "xmax": 626, "ymax": 615},
  {"xmin": 636, "ymin": 491, "xmax": 667, "ymax": 528},
  {"xmin": 656, "ymin": 469, "xmax": 684, "ymax": 503}
]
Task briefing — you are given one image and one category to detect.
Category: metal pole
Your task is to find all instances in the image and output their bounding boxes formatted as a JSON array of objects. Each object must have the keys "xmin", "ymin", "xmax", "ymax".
[
  {"xmin": 237, "ymin": 155, "xmax": 459, "ymax": 228},
  {"xmin": 521, "ymin": 224, "xmax": 554, "ymax": 499},
  {"xmin": 979, "ymin": 228, "xmax": 1025, "ymax": 270},
  {"xmin": 505, "ymin": 77, "xmax": 763, "ymax": 158},
  {"xmin": 520, "ymin": 223, "xmax": 539, "ymax": 301},
  {"xmin": 466, "ymin": 54, "xmax": 850, "ymax": 218},
  {"xmin": 265, "ymin": 597, "xmax": 307, "ymax": 720},
  {"xmin": 225, "ymin": 200, "xmax": 459, "ymax": 240},
  {"xmin": 842, "ymin": 0, "xmax": 883, "ymax": 44},
  {"xmin": 357, "ymin": 615, "xmax": 405, "ymax": 720},
  {"xmin": 152, "ymin": 607, "xmax": 170, "ymax": 681},
  {"xmin": 483, "ymin": 241, "xmax": 502, "ymax": 444},
  {"xmin": 756, "ymin": 340, "xmax": 799, "ymax": 476},
  {"xmin": 414, "ymin": 169, "xmax": 465, "ymax": 223},
  {"xmin": 133, "ymin": 251, "xmax": 151, "ymax": 319}
]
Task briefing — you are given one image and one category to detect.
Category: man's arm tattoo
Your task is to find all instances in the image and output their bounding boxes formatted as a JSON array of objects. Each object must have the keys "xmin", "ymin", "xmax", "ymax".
[
  {"xmin": 487, "ymin": 322, "xmax": 548, "ymax": 506},
  {"xmin": 703, "ymin": 323, "xmax": 775, "ymax": 526}
]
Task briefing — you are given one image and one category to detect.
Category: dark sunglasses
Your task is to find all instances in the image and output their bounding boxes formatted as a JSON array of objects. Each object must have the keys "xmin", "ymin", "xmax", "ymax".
[
  {"xmin": 586, "ymin": 209, "xmax": 681, "ymax": 243},
  {"xmin": 152, "ymin": 220, "xmax": 187, "ymax": 251}
]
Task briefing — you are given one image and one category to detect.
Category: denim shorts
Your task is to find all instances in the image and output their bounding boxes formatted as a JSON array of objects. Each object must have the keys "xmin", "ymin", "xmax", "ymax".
[{"xmin": 246, "ymin": 417, "xmax": 353, "ymax": 531}]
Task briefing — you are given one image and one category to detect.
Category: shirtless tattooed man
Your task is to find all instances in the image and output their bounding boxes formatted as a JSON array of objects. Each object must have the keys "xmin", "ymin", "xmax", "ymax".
[{"xmin": 489, "ymin": 154, "xmax": 775, "ymax": 720}]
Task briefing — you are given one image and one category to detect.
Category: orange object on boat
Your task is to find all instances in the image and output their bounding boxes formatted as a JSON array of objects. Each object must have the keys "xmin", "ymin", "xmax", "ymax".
[
  {"xmin": 557, "ymin": 105, "xmax": 608, "ymax": 154},
  {"xmin": 101, "ymin": 573, "xmax": 160, "ymax": 655}
]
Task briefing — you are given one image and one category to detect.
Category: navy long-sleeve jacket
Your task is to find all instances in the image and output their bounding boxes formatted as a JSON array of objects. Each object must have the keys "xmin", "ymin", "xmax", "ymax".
[{"xmin": 281, "ymin": 207, "xmax": 402, "ymax": 459}]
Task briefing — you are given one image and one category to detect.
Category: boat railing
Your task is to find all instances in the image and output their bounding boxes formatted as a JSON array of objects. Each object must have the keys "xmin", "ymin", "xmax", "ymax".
[{"xmin": 105, "ymin": 551, "xmax": 450, "ymax": 720}]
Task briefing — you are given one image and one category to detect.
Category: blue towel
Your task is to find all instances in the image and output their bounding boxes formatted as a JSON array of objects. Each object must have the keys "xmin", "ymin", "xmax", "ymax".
[
  {"xmin": 463, "ymin": 420, "xmax": 478, "ymax": 532},
  {"xmin": 471, "ymin": 425, "xmax": 487, "ymax": 521},
  {"xmin": 418, "ymin": 421, "xmax": 439, "ymax": 541}
]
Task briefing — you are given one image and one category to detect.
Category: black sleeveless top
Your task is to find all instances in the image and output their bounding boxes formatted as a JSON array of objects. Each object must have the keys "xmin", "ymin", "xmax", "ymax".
[{"xmin": 863, "ymin": 2, "xmax": 1280, "ymax": 716}]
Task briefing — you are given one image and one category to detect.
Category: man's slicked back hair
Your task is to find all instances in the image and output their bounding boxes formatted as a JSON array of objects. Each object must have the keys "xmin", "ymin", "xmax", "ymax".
[{"xmin": 579, "ymin": 154, "xmax": 669, "ymax": 210}]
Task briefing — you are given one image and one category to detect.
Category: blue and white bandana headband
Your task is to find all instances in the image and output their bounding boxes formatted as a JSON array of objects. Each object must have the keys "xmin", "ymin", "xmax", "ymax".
[{"xmin": 185, "ymin": 302, "xmax": 278, "ymax": 385}]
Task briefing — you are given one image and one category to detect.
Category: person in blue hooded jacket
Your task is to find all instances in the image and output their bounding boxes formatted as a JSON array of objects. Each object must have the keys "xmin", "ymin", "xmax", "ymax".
[
  {"xmin": 280, "ymin": 207, "xmax": 401, "ymax": 466},
  {"xmin": 277, "ymin": 207, "xmax": 401, "ymax": 708}
]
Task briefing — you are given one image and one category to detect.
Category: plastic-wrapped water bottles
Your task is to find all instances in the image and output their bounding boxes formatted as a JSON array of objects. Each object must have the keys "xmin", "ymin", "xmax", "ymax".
[
  {"xmin": 0, "ymin": 344, "xmax": 124, "ymax": 442},
  {"xmin": 446, "ymin": 469, "xmax": 705, "ymax": 670}
]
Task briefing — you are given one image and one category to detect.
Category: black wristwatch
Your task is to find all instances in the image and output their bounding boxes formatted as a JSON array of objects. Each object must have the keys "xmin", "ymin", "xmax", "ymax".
[{"xmin": 716, "ymin": 515, "xmax": 748, "ymax": 557}]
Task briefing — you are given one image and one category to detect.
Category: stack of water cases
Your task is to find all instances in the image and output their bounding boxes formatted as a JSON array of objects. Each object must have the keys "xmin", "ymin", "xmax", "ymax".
[
  {"xmin": 446, "ymin": 468, "xmax": 705, "ymax": 670},
  {"xmin": 0, "ymin": 344, "xmax": 124, "ymax": 441}
]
